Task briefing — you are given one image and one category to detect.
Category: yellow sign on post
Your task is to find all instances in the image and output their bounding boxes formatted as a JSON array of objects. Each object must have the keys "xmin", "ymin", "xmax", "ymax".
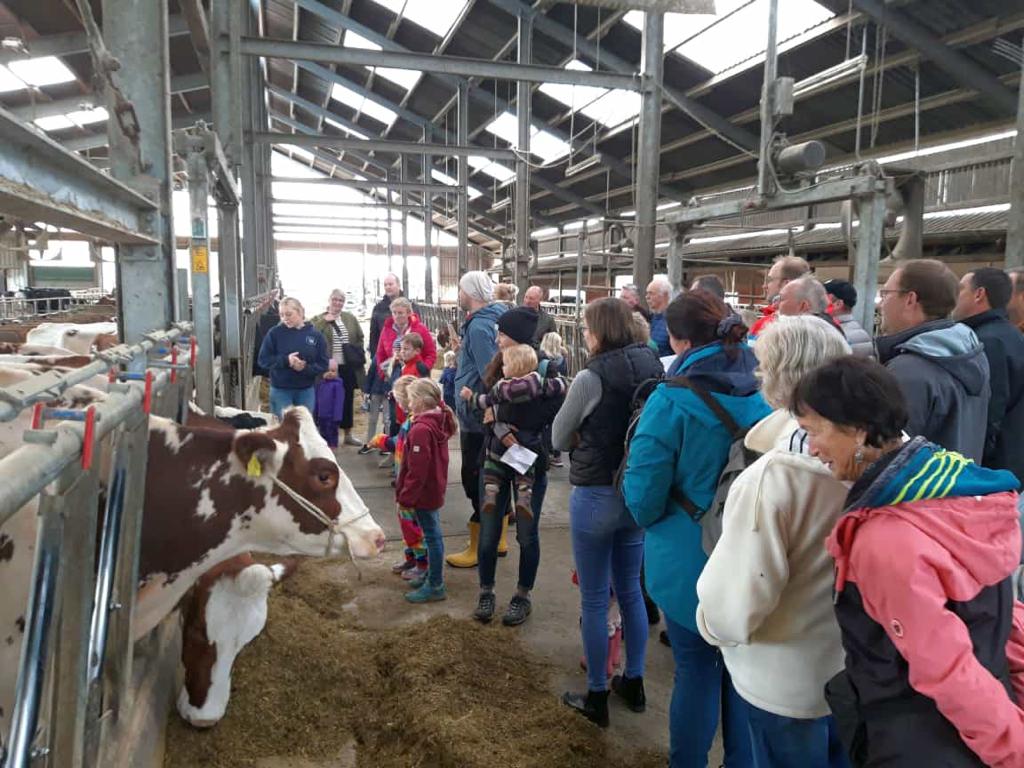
[{"xmin": 191, "ymin": 245, "xmax": 209, "ymax": 274}]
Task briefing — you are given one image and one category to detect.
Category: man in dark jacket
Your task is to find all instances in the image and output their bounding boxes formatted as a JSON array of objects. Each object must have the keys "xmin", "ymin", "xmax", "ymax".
[
  {"xmin": 522, "ymin": 285, "xmax": 557, "ymax": 343},
  {"xmin": 368, "ymin": 273, "xmax": 403, "ymax": 363},
  {"xmin": 952, "ymin": 267, "xmax": 1024, "ymax": 486},
  {"xmin": 877, "ymin": 259, "xmax": 990, "ymax": 462}
]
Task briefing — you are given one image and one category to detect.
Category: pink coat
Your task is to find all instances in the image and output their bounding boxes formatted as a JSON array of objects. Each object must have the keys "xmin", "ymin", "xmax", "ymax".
[{"xmin": 375, "ymin": 314, "xmax": 437, "ymax": 371}]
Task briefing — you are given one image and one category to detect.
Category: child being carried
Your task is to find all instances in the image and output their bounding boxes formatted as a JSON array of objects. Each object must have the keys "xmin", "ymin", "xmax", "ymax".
[{"xmin": 460, "ymin": 343, "xmax": 567, "ymax": 522}]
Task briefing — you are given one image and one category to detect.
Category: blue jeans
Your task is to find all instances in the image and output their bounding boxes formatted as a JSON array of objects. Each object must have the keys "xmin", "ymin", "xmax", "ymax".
[
  {"xmin": 269, "ymin": 385, "xmax": 316, "ymax": 418},
  {"xmin": 478, "ymin": 459, "xmax": 547, "ymax": 591},
  {"xmin": 569, "ymin": 485, "xmax": 647, "ymax": 692},
  {"xmin": 414, "ymin": 509, "xmax": 444, "ymax": 588},
  {"xmin": 665, "ymin": 618, "xmax": 754, "ymax": 768},
  {"xmin": 747, "ymin": 705, "xmax": 848, "ymax": 768}
]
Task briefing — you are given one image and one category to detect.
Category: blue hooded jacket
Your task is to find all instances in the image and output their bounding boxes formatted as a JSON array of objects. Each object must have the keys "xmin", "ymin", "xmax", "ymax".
[
  {"xmin": 257, "ymin": 322, "xmax": 329, "ymax": 390},
  {"xmin": 454, "ymin": 302, "xmax": 507, "ymax": 433},
  {"xmin": 623, "ymin": 342, "xmax": 771, "ymax": 631}
]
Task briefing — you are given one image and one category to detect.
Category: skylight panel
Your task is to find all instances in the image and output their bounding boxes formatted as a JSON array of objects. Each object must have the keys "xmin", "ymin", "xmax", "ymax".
[
  {"xmin": 484, "ymin": 112, "xmax": 570, "ymax": 164},
  {"xmin": 324, "ymin": 117, "xmax": 369, "ymax": 139},
  {"xmin": 371, "ymin": 0, "xmax": 467, "ymax": 38},
  {"xmin": 375, "ymin": 67, "xmax": 421, "ymax": 91},
  {"xmin": 0, "ymin": 64, "xmax": 26, "ymax": 93},
  {"xmin": 330, "ymin": 83, "xmax": 397, "ymax": 127},
  {"xmin": 66, "ymin": 107, "xmax": 109, "ymax": 126},
  {"xmin": 469, "ymin": 155, "xmax": 515, "ymax": 183},
  {"xmin": 673, "ymin": 0, "xmax": 835, "ymax": 74},
  {"xmin": 34, "ymin": 114, "xmax": 75, "ymax": 131},
  {"xmin": 345, "ymin": 32, "xmax": 381, "ymax": 51},
  {"xmin": 538, "ymin": 60, "xmax": 641, "ymax": 128},
  {"xmin": 8, "ymin": 56, "xmax": 76, "ymax": 87},
  {"xmin": 430, "ymin": 169, "xmax": 482, "ymax": 200}
]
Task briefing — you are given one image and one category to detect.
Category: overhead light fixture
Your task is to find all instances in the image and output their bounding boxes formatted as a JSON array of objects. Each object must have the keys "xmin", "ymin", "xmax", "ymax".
[
  {"xmin": 793, "ymin": 55, "xmax": 868, "ymax": 100},
  {"xmin": 489, "ymin": 197, "xmax": 511, "ymax": 213},
  {"xmin": 565, "ymin": 153, "xmax": 603, "ymax": 179}
]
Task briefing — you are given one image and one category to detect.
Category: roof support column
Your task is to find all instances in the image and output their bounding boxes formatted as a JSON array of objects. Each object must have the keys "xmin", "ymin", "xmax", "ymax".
[
  {"xmin": 633, "ymin": 11, "xmax": 664, "ymax": 298},
  {"xmin": 400, "ymin": 156, "xmax": 410, "ymax": 291},
  {"xmin": 238, "ymin": 0, "xmax": 262, "ymax": 297},
  {"xmin": 423, "ymin": 132, "xmax": 433, "ymax": 303},
  {"xmin": 667, "ymin": 224, "xmax": 689, "ymax": 295},
  {"xmin": 515, "ymin": 9, "xmax": 533, "ymax": 296},
  {"xmin": 1006, "ymin": 54, "xmax": 1024, "ymax": 269},
  {"xmin": 103, "ymin": 0, "xmax": 175, "ymax": 347},
  {"xmin": 851, "ymin": 191, "xmax": 886, "ymax": 333},
  {"xmin": 187, "ymin": 148, "xmax": 215, "ymax": 415},
  {"xmin": 217, "ymin": 201, "xmax": 243, "ymax": 407},
  {"xmin": 457, "ymin": 80, "xmax": 470, "ymax": 276}
]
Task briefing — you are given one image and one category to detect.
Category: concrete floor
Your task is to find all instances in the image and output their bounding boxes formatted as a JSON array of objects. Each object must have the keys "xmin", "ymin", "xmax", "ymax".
[{"xmin": 327, "ymin": 435, "xmax": 703, "ymax": 765}]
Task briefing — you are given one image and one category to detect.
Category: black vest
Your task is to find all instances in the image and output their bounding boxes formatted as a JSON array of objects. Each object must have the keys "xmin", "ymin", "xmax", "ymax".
[{"xmin": 570, "ymin": 343, "xmax": 664, "ymax": 487}]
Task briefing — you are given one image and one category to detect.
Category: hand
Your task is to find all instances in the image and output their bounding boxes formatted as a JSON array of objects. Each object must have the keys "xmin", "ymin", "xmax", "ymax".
[
  {"xmin": 459, "ymin": 386, "xmax": 473, "ymax": 401},
  {"xmin": 482, "ymin": 408, "xmax": 495, "ymax": 425},
  {"xmin": 500, "ymin": 432, "xmax": 519, "ymax": 449},
  {"xmin": 323, "ymin": 370, "xmax": 337, "ymax": 380}
]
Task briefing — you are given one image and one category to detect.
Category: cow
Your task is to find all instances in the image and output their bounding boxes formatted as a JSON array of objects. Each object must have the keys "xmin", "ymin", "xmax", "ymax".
[
  {"xmin": 0, "ymin": 384, "xmax": 385, "ymax": 734},
  {"xmin": 25, "ymin": 322, "xmax": 118, "ymax": 354},
  {"xmin": 177, "ymin": 553, "xmax": 298, "ymax": 727}
]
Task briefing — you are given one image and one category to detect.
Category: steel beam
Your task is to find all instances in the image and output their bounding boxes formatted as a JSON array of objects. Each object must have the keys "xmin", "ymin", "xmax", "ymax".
[
  {"xmin": 1007, "ymin": 55, "xmax": 1024, "ymax": 269},
  {"xmin": 489, "ymin": 0, "xmax": 759, "ymax": 155},
  {"xmin": 239, "ymin": 37, "xmax": 642, "ymax": 90},
  {"xmin": 0, "ymin": 15, "xmax": 189, "ymax": 63},
  {"xmin": 423, "ymin": 128, "xmax": 433, "ymax": 302},
  {"xmin": 851, "ymin": 191, "xmax": 886, "ymax": 331},
  {"xmin": 180, "ymin": 0, "xmax": 211, "ymax": 75},
  {"xmin": 211, "ymin": 0, "xmax": 242, "ymax": 167},
  {"xmin": 188, "ymin": 149, "xmax": 216, "ymax": 414},
  {"xmin": 401, "ymin": 154, "xmax": 409, "ymax": 290},
  {"xmin": 851, "ymin": 0, "xmax": 1017, "ymax": 116},
  {"xmin": 217, "ymin": 201, "xmax": 243, "ymax": 406},
  {"xmin": 10, "ymin": 74, "xmax": 206, "ymax": 122},
  {"xmin": 457, "ymin": 81, "xmax": 469, "ymax": 275},
  {"xmin": 633, "ymin": 11, "xmax": 664, "ymax": 296},
  {"xmin": 0, "ymin": 107, "xmax": 157, "ymax": 243},
  {"xmin": 514, "ymin": 9, "xmax": 532, "ymax": 295},
  {"xmin": 60, "ymin": 111, "xmax": 211, "ymax": 152},
  {"xmin": 268, "ymin": 108, "xmax": 391, "ymax": 174},
  {"xmin": 251, "ymin": 131, "xmax": 516, "ymax": 161}
]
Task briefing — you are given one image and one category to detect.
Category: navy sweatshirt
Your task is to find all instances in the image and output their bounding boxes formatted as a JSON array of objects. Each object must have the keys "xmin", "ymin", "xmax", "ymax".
[{"xmin": 257, "ymin": 322, "xmax": 329, "ymax": 389}]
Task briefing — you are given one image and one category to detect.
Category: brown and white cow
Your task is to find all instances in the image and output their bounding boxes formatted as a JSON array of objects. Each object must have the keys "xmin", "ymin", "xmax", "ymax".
[
  {"xmin": 0, "ymin": 381, "xmax": 385, "ymax": 732},
  {"xmin": 177, "ymin": 553, "xmax": 298, "ymax": 727},
  {"xmin": 24, "ymin": 322, "xmax": 119, "ymax": 354}
]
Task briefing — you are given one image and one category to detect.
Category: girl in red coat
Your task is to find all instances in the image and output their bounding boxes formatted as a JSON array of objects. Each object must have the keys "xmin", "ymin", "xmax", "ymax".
[{"xmin": 399, "ymin": 379, "xmax": 458, "ymax": 604}]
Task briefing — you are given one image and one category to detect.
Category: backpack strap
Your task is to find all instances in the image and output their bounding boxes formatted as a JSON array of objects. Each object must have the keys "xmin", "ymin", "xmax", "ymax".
[{"xmin": 664, "ymin": 375, "xmax": 745, "ymax": 441}]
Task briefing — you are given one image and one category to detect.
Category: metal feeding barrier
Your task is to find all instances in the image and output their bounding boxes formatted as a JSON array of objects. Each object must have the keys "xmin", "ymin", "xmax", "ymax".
[
  {"xmin": 0, "ymin": 321, "xmax": 194, "ymax": 768},
  {"xmin": 0, "ymin": 291, "xmax": 112, "ymax": 323}
]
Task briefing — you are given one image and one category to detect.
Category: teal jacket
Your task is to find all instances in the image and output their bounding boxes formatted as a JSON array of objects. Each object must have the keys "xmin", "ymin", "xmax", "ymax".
[{"xmin": 623, "ymin": 342, "xmax": 771, "ymax": 632}]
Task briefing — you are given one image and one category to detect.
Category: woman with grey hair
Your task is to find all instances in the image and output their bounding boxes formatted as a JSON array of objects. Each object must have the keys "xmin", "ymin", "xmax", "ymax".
[
  {"xmin": 312, "ymin": 289, "xmax": 365, "ymax": 446},
  {"xmin": 695, "ymin": 315, "xmax": 853, "ymax": 768}
]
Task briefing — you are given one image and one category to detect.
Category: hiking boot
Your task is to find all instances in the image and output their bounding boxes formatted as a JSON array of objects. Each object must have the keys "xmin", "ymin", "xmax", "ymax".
[
  {"xmin": 610, "ymin": 674, "xmax": 646, "ymax": 713},
  {"xmin": 404, "ymin": 583, "xmax": 447, "ymax": 603},
  {"xmin": 391, "ymin": 559, "xmax": 415, "ymax": 575},
  {"xmin": 473, "ymin": 592, "xmax": 496, "ymax": 623},
  {"xmin": 502, "ymin": 595, "xmax": 532, "ymax": 627},
  {"xmin": 562, "ymin": 690, "xmax": 610, "ymax": 728}
]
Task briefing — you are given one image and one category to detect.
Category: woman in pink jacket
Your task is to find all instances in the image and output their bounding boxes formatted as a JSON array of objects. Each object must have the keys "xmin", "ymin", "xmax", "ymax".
[{"xmin": 792, "ymin": 356, "xmax": 1024, "ymax": 768}]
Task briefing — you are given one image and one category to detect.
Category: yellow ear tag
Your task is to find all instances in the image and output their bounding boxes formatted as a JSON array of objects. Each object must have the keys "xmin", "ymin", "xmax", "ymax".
[{"xmin": 247, "ymin": 455, "xmax": 262, "ymax": 478}]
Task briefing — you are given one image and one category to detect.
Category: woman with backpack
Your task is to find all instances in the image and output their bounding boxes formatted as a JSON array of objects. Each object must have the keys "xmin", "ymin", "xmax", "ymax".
[
  {"xmin": 553, "ymin": 298, "xmax": 664, "ymax": 728},
  {"xmin": 695, "ymin": 315, "xmax": 852, "ymax": 768},
  {"xmin": 623, "ymin": 290, "xmax": 771, "ymax": 768}
]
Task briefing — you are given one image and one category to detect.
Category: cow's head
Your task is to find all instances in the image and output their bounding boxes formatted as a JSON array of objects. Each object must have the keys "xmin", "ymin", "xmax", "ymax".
[
  {"xmin": 177, "ymin": 559, "xmax": 294, "ymax": 727},
  {"xmin": 232, "ymin": 407, "xmax": 385, "ymax": 559}
]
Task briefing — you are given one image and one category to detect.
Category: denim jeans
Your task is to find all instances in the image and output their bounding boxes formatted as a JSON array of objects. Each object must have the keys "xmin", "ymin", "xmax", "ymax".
[
  {"xmin": 269, "ymin": 385, "xmax": 316, "ymax": 419},
  {"xmin": 664, "ymin": 618, "xmax": 754, "ymax": 768},
  {"xmin": 364, "ymin": 392, "xmax": 389, "ymax": 443},
  {"xmin": 478, "ymin": 459, "xmax": 547, "ymax": 591},
  {"xmin": 569, "ymin": 485, "xmax": 647, "ymax": 692},
  {"xmin": 747, "ymin": 705, "xmax": 849, "ymax": 768},
  {"xmin": 414, "ymin": 509, "xmax": 444, "ymax": 588}
]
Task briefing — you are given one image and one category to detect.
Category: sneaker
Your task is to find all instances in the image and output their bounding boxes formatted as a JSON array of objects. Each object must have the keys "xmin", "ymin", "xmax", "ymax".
[
  {"xmin": 358, "ymin": 445, "xmax": 373, "ymax": 455},
  {"xmin": 550, "ymin": 457, "xmax": 565, "ymax": 468},
  {"xmin": 402, "ymin": 566, "xmax": 428, "ymax": 582},
  {"xmin": 391, "ymin": 559, "xmax": 415, "ymax": 575},
  {"xmin": 502, "ymin": 595, "xmax": 532, "ymax": 626},
  {"xmin": 473, "ymin": 592, "xmax": 496, "ymax": 623},
  {"xmin": 344, "ymin": 435, "xmax": 362, "ymax": 447},
  {"xmin": 404, "ymin": 583, "xmax": 447, "ymax": 603},
  {"xmin": 406, "ymin": 570, "xmax": 428, "ymax": 588}
]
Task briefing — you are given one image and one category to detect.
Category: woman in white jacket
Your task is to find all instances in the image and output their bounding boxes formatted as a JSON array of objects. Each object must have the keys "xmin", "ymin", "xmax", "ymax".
[{"xmin": 696, "ymin": 315, "xmax": 852, "ymax": 768}]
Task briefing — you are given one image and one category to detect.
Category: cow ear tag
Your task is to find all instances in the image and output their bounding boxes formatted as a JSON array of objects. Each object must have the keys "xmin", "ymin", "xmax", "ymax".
[{"xmin": 247, "ymin": 455, "xmax": 262, "ymax": 477}]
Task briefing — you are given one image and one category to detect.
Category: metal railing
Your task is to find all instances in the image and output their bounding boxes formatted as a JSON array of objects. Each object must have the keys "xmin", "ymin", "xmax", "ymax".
[
  {"xmin": 0, "ymin": 322, "xmax": 193, "ymax": 768},
  {"xmin": 0, "ymin": 293, "xmax": 113, "ymax": 323},
  {"xmin": 412, "ymin": 301, "xmax": 461, "ymax": 339}
]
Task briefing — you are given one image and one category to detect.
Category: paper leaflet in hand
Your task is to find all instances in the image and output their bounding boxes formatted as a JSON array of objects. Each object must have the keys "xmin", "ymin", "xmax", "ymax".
[{"xmin": 500, "ymin": 444, "xmax": 538, "ymax": 475}]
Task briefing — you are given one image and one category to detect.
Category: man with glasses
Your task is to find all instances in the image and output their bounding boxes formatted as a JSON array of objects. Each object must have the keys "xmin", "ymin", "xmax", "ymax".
[
  {"xmin": 749, "ymin": 255, "xmax": 810, "ymax": 339},
  {"xmin": 876, "ymin": 260, "xmax": 990, "ymax": 461}
]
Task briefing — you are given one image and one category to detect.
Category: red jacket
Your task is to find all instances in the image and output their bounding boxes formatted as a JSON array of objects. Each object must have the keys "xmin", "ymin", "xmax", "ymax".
[
  {"xmin": 748, "ymin": 304, "xmax": 777, "ymax": 339},
  {"xmin": 375, "ymin": 314, "xmax": 437, "ymax": 370},
  {"xmin": 390, "ymin": 354, "xmax": 431, "ymax": 423},
  {"xmin": 396, "ymin": 406, "xmax": 457, "ymax": 510}
]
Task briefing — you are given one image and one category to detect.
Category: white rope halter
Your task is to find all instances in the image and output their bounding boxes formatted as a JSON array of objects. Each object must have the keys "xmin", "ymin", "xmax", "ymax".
[{"xmin": 271, "ymin": 476, "xmax": 372, "ymax": 567}]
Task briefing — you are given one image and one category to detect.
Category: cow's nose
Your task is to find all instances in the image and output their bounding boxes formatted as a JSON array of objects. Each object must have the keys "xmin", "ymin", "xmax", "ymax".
[{"xmin": 374, "ymin": 531, "xmax": 386, "ymax": 554}]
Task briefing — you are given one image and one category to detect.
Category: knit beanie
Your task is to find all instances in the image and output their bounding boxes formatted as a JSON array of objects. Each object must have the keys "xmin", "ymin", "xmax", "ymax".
[
  {"xmin": 459, "ymin": 271, "xmax": 495, "ymax": 303},
  {"xmin": 498, "ymin": 307, "xmax": 540, "ymax": 344}
]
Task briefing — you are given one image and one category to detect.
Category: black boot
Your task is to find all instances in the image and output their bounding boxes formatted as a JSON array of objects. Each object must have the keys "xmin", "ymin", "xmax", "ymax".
[
  {"xmin": 561, "ymin": 689, "xmax": 610, "ymax": 728},
  {"xmin": 610, "ymin": 674, "xmax": 646, "ymax": 713}
]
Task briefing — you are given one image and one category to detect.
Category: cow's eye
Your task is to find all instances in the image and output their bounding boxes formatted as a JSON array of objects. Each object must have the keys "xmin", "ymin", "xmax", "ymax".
[{"xmin": 318, "ymin": 473, "xmax": 331, "ymax": 484}]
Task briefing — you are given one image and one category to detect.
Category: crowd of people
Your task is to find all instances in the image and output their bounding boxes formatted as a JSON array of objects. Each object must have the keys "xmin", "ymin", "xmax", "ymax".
[{"xmin": 254, "ymin": 257, "xmax": 1024, "ymax": 768}]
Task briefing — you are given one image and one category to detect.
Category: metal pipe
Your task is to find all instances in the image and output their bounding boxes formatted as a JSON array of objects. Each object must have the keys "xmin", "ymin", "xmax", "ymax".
[
  {"xmin": 423, "ymin": 131, "xmax": 433, "ymax": 303},
  {"xmin": 270, "ymin": 177, "xmax": 455, "ymax": 192},
  {"xmin": 87, "ymin": 444, "xmax": 126, "ymax": 689},
  {"xmin": 401, "ymin": 155, "xmax": 410, "ymax": 291},
  {"xmin": 457, "ymin": 81, "xmax": 470, "ymax": 276},
  {"xmin": 188, "ymin": 150, "xmax": 216, "ymax": 415},
  {"xmin": 514, "ymin": 9, "xmax": 533, "ymax": 295},
  {"xmin": 217, "ymin": 203, "xmax": 244, "ymax": 406},
  {"xmin": 757, "ymin": 0, "xmax": 780, "ymax": 196},
  {"xmin": 575, "ymin": 225, "xmax": 585, "ymax": 322},
  {"xmin": 238, "ymin": 36, "xmax": 642, "ymax": 90},
  {"xmin": 633, "ymin": 11, "xmax": 664, "ymax": 296},
  {"xmin": 852, "ymin": 192, "xmax": 887, "ymax": 331},
  {"xmin": 250, "ymin": 132, "xmax": 517, "ymax": 161},
  {"xmin": 1006, "ymin": 47, "xmax": 1024, "ymax": 269}
]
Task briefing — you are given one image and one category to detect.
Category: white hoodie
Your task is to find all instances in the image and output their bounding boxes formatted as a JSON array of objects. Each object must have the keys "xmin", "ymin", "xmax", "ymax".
[{"xmin": 695, "ymin": 409, "xmax": 848, "ymax": 719}]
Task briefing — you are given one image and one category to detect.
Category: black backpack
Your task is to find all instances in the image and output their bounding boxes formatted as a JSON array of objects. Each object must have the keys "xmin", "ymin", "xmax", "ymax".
[{"xmin": 665, "ymin": 377, "xmax": 761, "ymax": 554}]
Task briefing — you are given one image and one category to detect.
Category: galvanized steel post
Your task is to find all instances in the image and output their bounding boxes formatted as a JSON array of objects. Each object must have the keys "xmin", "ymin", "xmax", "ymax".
[
  {"xmin": 851, "ymin": 191, "xmax": 887, "ymax": 332},
  {"xmin": 1006, "ymin": 52, "xmax": 1024, "ymax": 269},
  {"xmin": 457, "ymin": 80, "xmax": 470, "ymax": 276},
  {"xmin": 102, "ymin": 0, "xmax": 176, "ymax": 347},
  {"xmin": 514, "ymin": 9, "xmax": 533, "ymax": 296},
  {"xmin": 400, "ymin": 155, "xmax": 410, "ymax": 291},
  {"xmin": 218, "ymin": 202, "xmax": 244, "ymax": 406},
  {"xmin": 633, "ymin": 11, "xmax": 664, "ymax": 298},
  {"xmin": 188, "ymin": 150, "xmax": 216, "ymax": 414},
  {"xmin": 423, "ymin": 134, "xmax": 433, "ymax": 303}
]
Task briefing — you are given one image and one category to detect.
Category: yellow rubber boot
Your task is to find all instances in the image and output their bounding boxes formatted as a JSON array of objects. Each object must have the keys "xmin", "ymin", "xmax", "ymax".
[
  {"xmin": 497, "ymin": 514, "xmax": 510, "ymax": 558},
  {"xmin": 446, "ymin": 522, "xmax": 480, "ymax": 568}
]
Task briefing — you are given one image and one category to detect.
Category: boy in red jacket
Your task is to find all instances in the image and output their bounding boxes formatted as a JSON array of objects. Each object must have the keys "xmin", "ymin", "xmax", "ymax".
[
  {"xmin": 387, "ymin": 332, "xmax": 431, "ymax": 429},
  {"xmin": 399, "ymin": 378, "xmax": 458, "ymax": 603}
]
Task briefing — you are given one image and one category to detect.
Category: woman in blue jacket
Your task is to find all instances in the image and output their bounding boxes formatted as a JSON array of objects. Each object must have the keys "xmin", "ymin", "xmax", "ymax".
[
  {"xmin": 257, "ymin": 296, "xmax": 329, "ymax": 418},
  {"xmin": 623, "ymin": 290, "xmax": 771, "ymax": 768}
]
